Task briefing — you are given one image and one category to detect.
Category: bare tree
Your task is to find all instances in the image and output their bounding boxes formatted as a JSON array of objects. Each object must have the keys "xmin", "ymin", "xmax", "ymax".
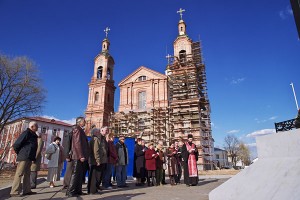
[
  {"xmin": 0, "ymin": 54, "xmax": 46, "ymax": 134},
  {"xmin": 224, "ymin": 135, "xmax": 240, "ymax": 167},
  {"xmin": 238, "ymin": 142, "xmax": 251, "ymax": 166}
]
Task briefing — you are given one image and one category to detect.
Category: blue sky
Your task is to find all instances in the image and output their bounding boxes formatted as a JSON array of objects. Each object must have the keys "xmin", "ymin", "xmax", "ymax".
[{"xmin": 1, "ymin": 0, "xmax": 299, "ymax": 157}]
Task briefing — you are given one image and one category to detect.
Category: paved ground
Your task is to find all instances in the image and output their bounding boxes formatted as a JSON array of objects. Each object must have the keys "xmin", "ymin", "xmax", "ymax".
[{"xmin": 1, "ymin": 177, "xmax": 230, "ymax": 200}]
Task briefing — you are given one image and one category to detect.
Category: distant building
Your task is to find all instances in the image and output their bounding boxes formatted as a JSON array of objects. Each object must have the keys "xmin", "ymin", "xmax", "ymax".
[
  {"xmin": 214, "ymin": 147, "xmax": 230, "ymax": 168},
  {"xmin": 0, "ymin": 117, "xmax": 72, "ymax": 168}
]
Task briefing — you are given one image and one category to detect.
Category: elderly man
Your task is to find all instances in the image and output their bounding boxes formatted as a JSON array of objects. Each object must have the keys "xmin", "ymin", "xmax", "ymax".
[
  {"xmin": 62, "ymin": 125, "xmax": 75, "ymax": 189},
  {"xmin": 30, "ymin": 131, "xmax": 44, "ymax": 189},
  {"xmin": 115, "ymin": 135, "xmax": 129, "ymax": 188},
  {"xmin": 10, "ymin": 121, "xmax": 38, "ymax": 197},
  {"xmin": 103, "ymin": 132, "xmax": 117, "ymax": 189},
  {"xmin": 66, "ymin": 117, "xmax": 89, "ymax": 197},
  {"xmin": 87, "ymin": 126, "xmax": 108, "ymax": 194},
  {"xmin": 174, "ymin": 140, "xmax": 183, "ymax": 184}
]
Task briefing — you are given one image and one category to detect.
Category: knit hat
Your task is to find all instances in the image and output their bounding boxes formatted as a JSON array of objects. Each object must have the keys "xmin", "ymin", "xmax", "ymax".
[{"xmin": 148, "ymin": 142, "xmax": 154, "ymax": 146}]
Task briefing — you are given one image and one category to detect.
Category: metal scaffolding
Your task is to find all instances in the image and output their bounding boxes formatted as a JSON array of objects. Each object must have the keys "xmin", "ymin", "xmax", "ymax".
[
  {"xmin": 109, "ymin": 41, "xmax": 214, "ymax": 170},
  {"xmin": 109, "ymin": 108, "xmax": 170, "ymax": 145},
  {"xmin": 166, "ymin": 41, "xmax": 214, "ymax": 170}
]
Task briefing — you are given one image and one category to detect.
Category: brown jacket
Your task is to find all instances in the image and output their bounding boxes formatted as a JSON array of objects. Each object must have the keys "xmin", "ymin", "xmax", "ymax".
[
  {"xmin": 71, "ymin": 126, "xmax": 89, "ymax": 160},
  {"xmin": 31, "ymin": 137, "xmax": 44, "ymax": 171},
  {"xmin": 107, "ymin": 140, "xmax": 118, "ymax": 164},
  {"xmin": 89, "ymin": 135, "xmax": 108, "ymax": 165}
]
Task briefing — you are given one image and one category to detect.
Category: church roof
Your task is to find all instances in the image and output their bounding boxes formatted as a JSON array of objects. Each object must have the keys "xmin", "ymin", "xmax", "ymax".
[
  {"xmin": 5, "ymin": 116, "xmax": 73, "ymax": 127},
  {"xmin": 94, "ymin": 51, "xmax": 115, "ymax": 64},
  {"xmin": 214, "ymin": 147, "xmax": 227, "ymax": 152},
  {"xmin": 118, "ymin": 66, "xmax": 166, "ymax": 86}
]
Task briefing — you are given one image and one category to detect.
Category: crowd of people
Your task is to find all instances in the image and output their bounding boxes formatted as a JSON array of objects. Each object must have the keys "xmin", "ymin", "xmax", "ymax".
[
  {"xmin": 134, "ymin": 134, "xmax": 199, "ymax": 188},
  {"xmin": 9, "ymin": 117, "xmax": 200, "ymax": 197}
]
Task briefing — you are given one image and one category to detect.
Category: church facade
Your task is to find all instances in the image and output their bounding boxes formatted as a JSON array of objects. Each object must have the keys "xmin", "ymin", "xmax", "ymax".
[{"xmin": 85, "ymin": 10, "xmax": 214, "ymax": 170}]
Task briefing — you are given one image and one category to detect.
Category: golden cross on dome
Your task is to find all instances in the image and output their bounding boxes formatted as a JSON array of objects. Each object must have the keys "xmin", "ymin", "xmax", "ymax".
[
  {"xmin": 177, "ymin": 8, "xmax": 185, "ymax": 20},
  {"xmin": 104, "ymin": 27, "xmax": 110, "ymax": 38}
]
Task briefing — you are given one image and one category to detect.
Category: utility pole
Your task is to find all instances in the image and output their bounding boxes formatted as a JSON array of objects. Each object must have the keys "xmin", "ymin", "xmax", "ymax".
[{"xmin": 290, "ymin": 82, "xmax": 299, "ymax": 110}]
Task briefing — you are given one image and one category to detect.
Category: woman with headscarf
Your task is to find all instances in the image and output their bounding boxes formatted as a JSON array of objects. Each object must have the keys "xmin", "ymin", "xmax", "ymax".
[{"xmin": 134, "ymin": 138, "xmax": 145, "ymax": 186}]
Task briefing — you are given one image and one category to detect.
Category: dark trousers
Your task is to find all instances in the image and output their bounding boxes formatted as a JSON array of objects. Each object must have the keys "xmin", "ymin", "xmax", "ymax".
[
  {"xmin": 183, "ymin": 161, "xmax": 189, "ymax": 185},
  {"xmin": 82, "ymin": 160, "xmax": 89, "ymax": 184},
  {"xmin": 162, "ymin": 169, "xmax": 166, "ymax": 184},
  {"xmin": 155, "ymin": 169, "xmax": 163, "ymax": 185},
  {"xmin": 116, "ymin": 165, "xmax": 127, "ymax": 187},
  {"xmin": 147, "ymin": 170, "xmax": 156, "ymax": 186},
  {"xmin": 87, "ymin": 164, "xmax": 105, "ymax": 194},
  {"xmin": 142, "ymin": 169, "xmax": 148, "ymax": 183},
  {"xmin": 103, "ymin": 163, "xmax": 113, "ymax": 188},
  {"xmin": 66, "ymin": 160, "xmax": 84, "ymax": 196},
  {"xmin": 182, "ymin": 161, "xmax": 198, "ymax": 186},
  {"xmin": 30, "ymin": 171, "xmax": 37, "ymax": 189},
  {"xmin": 176, "ymin": 164, "xmax": 182, "ymax": 183},
  {"xmin": 63, "ymin": 161, "xmax": 74, "ymax": 188}
]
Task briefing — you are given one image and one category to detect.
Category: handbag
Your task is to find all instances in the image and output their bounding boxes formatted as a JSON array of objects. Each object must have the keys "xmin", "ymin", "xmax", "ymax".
[
  {"xmin": 45, "ymin": 153, "xmax": 52, "ymax": 160},
  {"xmin": 45, "ymin": 143, "xmax": 57, "ymax": 160}
]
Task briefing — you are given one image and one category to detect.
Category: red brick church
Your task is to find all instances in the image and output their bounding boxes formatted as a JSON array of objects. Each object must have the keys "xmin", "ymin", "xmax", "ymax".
[{"xmin": 85, "ymin": 9, "xmax": 214, "ymax": 170}]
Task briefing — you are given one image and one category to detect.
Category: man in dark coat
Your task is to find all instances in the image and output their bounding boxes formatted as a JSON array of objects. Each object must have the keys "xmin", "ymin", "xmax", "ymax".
[
  {"xmin": 30, "ymin": 131, "xmax": 44, "ymax": 189},
  {"xmin": 174, "ymin": 140, "xmax": 183, "ymax": 184},
  {"xmin": 115, "ymin": 135, "xmax": 129, "ymax": 187},
  {"xmin": 62, "ymin": 127, "xmax": 74, "ymax": 189},
  {"xmin": 66, "ymin": 117, "xmax": 89, "ymax": 197},
  {"xmin": 134, "ymin": 138, "xmax": 145, "ymax": 186},
  {"xmin": 10, "ymin": 121, "xmax": 38, "ymax": 197}
]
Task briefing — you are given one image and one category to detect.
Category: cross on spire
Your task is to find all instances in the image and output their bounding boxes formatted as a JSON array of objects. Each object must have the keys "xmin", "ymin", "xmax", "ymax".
[
  {"xmin": 177, "ymin": 8, "xmax": 185, "ymax": 20},
  {"xmin": 104, "ymin": 27, "xmax": 110, "ymax": 38},
  {"xmin": 166, "ymin": 54, "xmax": 172, "ymax": 64}
]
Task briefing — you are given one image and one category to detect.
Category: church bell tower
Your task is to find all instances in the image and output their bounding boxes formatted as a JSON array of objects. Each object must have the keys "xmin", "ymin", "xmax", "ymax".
[
  {"xmin": 85, "ymin": 27, "xmax": 116, "ymax": 132},
  {"xmin": 167, "ymin": 9, "xmax": 214, "ymax": 170}
]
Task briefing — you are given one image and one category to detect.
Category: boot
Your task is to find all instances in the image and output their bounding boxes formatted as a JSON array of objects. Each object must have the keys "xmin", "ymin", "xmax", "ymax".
[{"xmin": 152, "ymin": 177, "xmax": 156, "ymax": 186}]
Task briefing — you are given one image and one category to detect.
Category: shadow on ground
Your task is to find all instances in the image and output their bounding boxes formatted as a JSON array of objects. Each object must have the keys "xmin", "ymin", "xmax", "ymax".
[
  {"xmin": 198, "ymin": 179, "xmax": 219, "ymax": 186},
  {"xmin": 37, "ymin": 193, "xmax": 145, "ymax": 200}
]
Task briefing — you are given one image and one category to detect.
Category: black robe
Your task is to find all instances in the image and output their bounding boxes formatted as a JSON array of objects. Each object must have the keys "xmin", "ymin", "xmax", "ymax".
[
  {"xmin": 133, "ymin": 144, "xmax": 145, "ymax": 178},
  {"xmin": 181, "ymin": 142, "xmax": 199, "ymax": 186}
]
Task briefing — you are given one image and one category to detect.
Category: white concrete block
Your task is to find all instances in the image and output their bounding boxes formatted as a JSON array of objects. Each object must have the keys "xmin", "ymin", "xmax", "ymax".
[{"xmin": 209, "ymin": 129, "xmax": 300, "ymax": 200}]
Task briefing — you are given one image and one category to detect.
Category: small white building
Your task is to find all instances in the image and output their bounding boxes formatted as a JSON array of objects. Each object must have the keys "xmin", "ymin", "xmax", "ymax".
[
  {"xmin": 213, "ymin": 147, "xmax": 230, "ymax": 169},
  {"xmin": 0, "ymin": 116, "xmax": 73, "ymax": 168}
]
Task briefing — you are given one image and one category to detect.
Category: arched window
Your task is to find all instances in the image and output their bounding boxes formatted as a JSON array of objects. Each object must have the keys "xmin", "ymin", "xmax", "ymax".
[
  {"xmin": 97, "ymin": 66, "xmax": 103, "ymax": 79},
  {"xmin": 137, "ymin": 76, "xmax": 147, "ymax": 81},
  {"xmin": 94, "ymin": 92, "xmax": 99, "ymax": 103},
  {"xmin": 179, "ymin": 50, "xmax": 186, "ymax": 63},
  {"xmin": 107, "ymin": 68, "xmax": 111, "ymax": 80},
  {"xmin": 138, "ymin": 91, "xmax": 146, "ymax": 110}
]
